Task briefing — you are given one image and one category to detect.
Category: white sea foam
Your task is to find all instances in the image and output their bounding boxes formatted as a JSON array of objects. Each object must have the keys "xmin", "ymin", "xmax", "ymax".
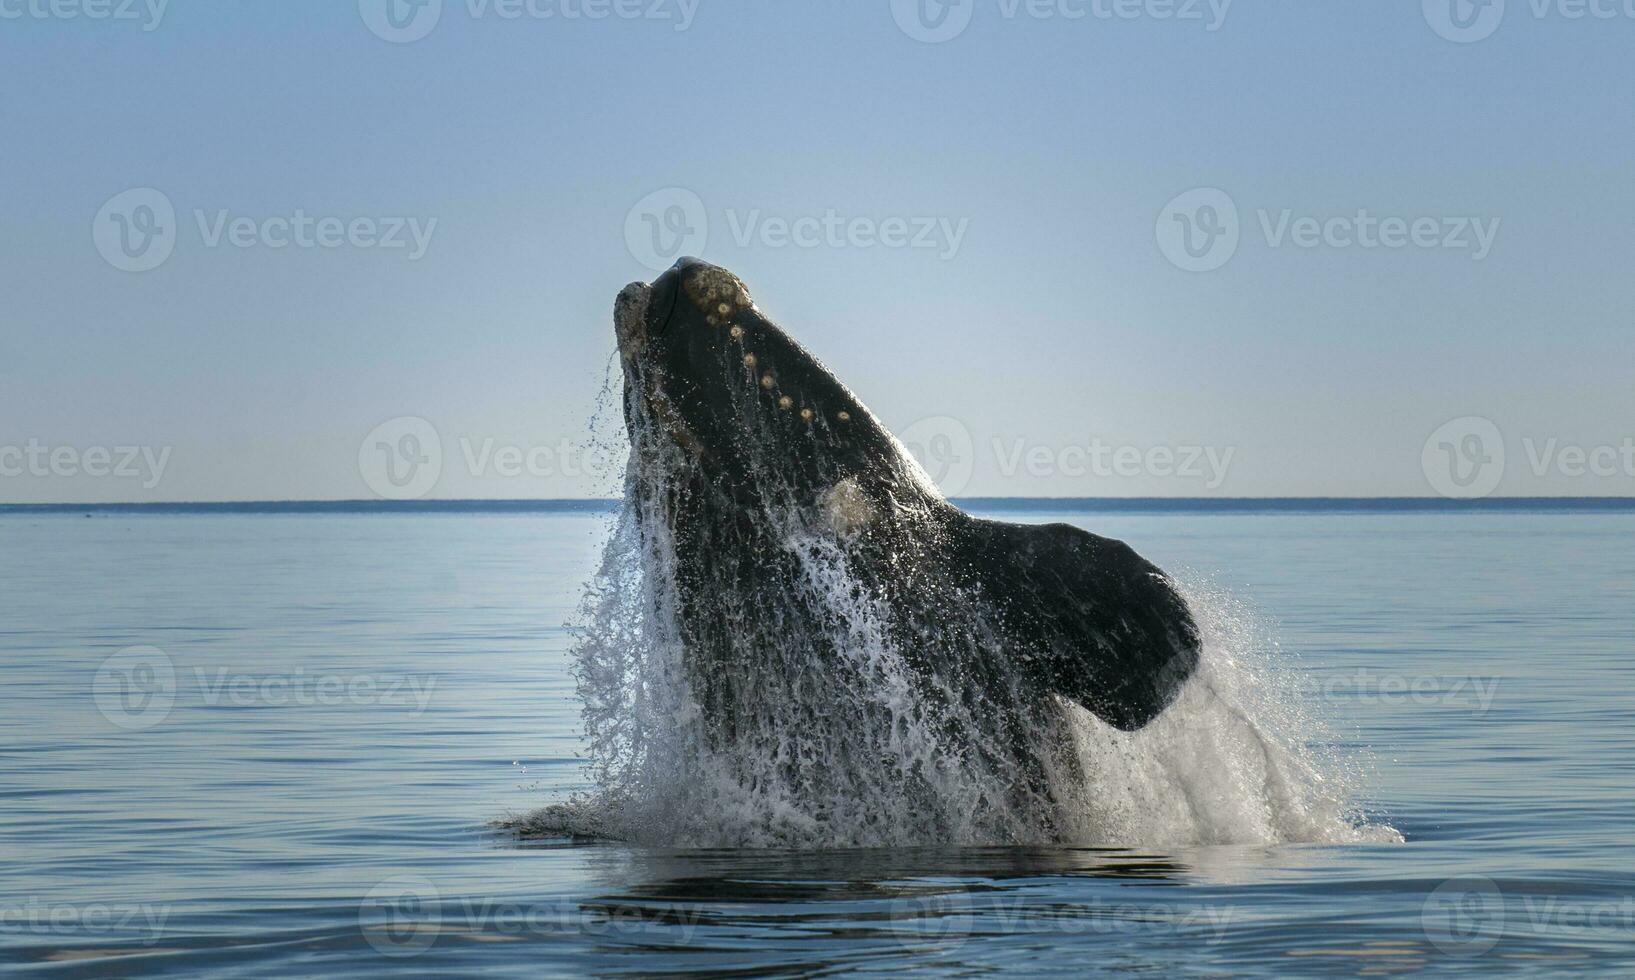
[
  {"xmin": 523, "ymin": 489, "xmax": 1399, "ymax": 848},
  {"xmin": 1058, "ymin": 579, "xmax": 1400, "ymax": 846}
]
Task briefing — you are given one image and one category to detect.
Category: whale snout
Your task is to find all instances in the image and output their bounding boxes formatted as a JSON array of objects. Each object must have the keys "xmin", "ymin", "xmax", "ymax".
[
  {"xmin": 624, "ymin": 258, "xmax": 753, "ymax": 345},
  {"xmin": 616, "ymin": 256, "xmax": 891, "ymax": 490},
  {"xmin": 615, "ymin": 281, "xmax": 652, "ymax": 358}
]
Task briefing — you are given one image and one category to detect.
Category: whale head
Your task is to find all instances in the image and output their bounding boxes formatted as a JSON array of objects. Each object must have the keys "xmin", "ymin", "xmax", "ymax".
[
  {"xmin": 611, "ymin": 257, "xmax": 1199, "ymax": 766},
  {"xmin": 615, "ymin": 258, "xmax": 929, "ymax": 514}
]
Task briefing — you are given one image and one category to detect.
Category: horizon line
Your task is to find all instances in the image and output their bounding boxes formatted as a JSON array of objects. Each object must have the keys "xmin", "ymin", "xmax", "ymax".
[{"xmin": 5, "ymin": 496, "xmax": 1635, "ymax": 513}]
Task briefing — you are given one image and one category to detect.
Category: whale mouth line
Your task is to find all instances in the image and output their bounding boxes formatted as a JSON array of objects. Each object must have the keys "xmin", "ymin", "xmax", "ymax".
[
  {"xmin": 617, "ymin": 256, "xmax": 713, "ymax": 362},
  {"xmin": 652, "ymin": 268, "xmax": 683, "ymax": 336}
]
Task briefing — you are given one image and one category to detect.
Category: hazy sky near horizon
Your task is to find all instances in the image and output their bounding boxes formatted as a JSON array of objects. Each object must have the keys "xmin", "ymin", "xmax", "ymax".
[{"xmin": 3, "ymin": 1, "xmax": 1632, "ymax": 502}]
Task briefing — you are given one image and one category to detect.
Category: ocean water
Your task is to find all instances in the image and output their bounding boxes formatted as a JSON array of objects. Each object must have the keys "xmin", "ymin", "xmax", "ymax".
[{"xmin": 2, "ymin": 504, "xmax": 1633, "ymax": 976}]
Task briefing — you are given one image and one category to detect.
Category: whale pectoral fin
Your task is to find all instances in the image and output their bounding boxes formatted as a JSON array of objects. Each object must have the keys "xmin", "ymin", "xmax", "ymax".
[{"xmin": 972, "ymin": 519, "xmax": 1201, "ymax": 731}]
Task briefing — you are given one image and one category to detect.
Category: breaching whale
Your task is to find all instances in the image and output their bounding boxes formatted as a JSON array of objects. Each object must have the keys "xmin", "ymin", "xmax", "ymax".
[{"xmin": 606, "ymin": 257, "xmax": 1201, "ymax": 840}]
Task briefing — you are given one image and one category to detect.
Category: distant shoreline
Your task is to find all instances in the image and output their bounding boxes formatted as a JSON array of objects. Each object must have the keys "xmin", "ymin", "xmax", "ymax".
[{"xmin": 5, "ymin": 498, "xmax": 1635, "ymax": 515}]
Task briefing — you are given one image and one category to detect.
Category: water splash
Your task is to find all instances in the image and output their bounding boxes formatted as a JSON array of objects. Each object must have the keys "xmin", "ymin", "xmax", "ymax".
[
  {"xmin": 1060, "ymin": 579, "xmax": 1400, "ymax": 846},
  {"xmin": 521, "ymin": 332, "xmax": 1397, "ymax": 848},
  {"xmin": 524, "ymin": 487, "xmax": 1399, "ymax": 848}
]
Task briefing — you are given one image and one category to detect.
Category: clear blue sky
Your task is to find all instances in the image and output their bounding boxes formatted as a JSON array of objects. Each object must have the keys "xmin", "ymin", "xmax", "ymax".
[{"xmin": 3, "ymin": 1, "xmax": 1631, "ymax": 501}]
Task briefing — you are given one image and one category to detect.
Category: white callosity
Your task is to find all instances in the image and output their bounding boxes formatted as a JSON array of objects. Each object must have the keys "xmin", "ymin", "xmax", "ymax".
[{"xmin": 819, "ymin": 478, "xmax": 876, "ymax": 541}]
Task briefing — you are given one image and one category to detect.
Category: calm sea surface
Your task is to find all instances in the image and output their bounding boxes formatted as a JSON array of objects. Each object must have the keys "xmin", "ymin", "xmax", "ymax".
[{"xmin": 3, "ymin": 505, "xmax": 1633, "ymax": 976}]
